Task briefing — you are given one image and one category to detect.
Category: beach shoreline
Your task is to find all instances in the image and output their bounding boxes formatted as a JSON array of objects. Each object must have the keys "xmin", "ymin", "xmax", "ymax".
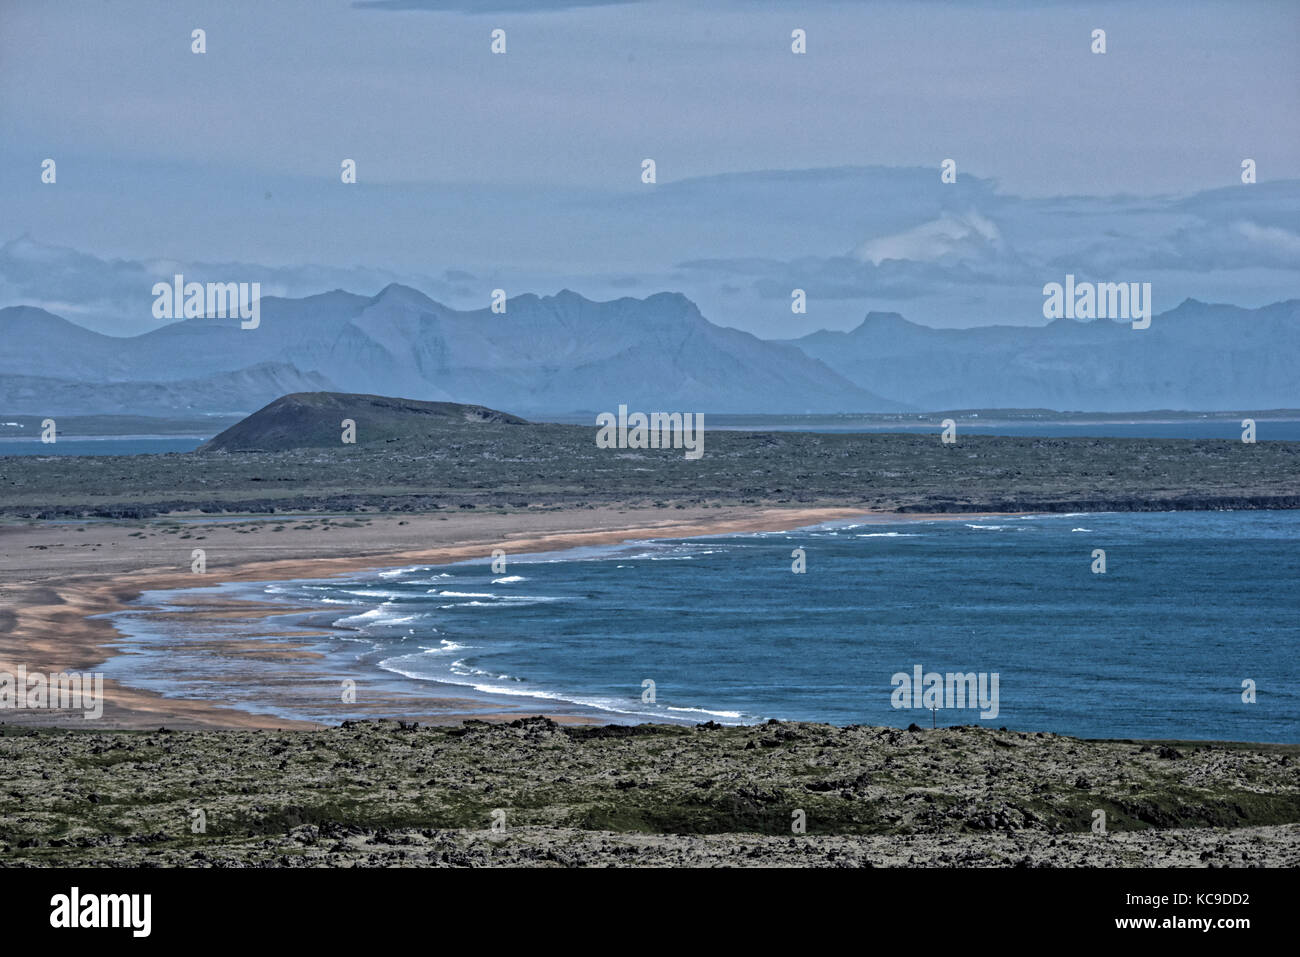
[{"xmin": 2, "ymin": 504, "xmax": 959, "ymax": 730}]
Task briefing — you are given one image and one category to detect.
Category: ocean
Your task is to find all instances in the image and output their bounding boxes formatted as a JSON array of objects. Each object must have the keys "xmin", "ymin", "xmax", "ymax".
[
  {"xmin": 707, "ymin": 419, "xmax": 1300, "ymax": 441},
  {"xmin": 103, "ymin": 510, "xmax": 1300, "ymax": 742},
  {"xmin": 0, "ymin": 436, "xmax": 204, "ymax": 456}
]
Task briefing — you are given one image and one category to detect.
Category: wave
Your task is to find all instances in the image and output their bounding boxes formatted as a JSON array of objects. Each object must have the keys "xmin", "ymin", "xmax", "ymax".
[
  {"xmin": 332, "ymin": 606, "xmax": 419, "ymax": 628},
  {"xmin": 377, "ymin": 565, "xmax": 428, "ymax": 579},
  {"xmin": 436, "ymin": 596, "xmax": 565, "ymax": 608},
  {"xmin": 377, "ymin": 640, "xmax": 471, "ymax": 677},
  {"xmin": 413, "ymin": 662, "xmax": 752, "ymax": 724},
  {"xmin": 666, "ymin": 704, "xmax": 745, "ymax": 720}
]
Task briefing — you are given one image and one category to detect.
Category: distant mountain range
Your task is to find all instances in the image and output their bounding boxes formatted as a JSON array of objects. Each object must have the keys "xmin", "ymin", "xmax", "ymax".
[
  {"xmin": 1, "ymin": 287, "xmax": 1295, "ymax": 416},
  {"xmin": 782, "ymin": 299, "xmax": 1300, "ymax": 413}
]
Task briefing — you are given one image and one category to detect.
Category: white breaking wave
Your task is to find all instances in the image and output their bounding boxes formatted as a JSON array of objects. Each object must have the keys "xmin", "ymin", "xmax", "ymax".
[
  {"xmin": 378, "ymin": 565, "xmax": 427, "ymax": 579},
  {"xmin": 378, "ymin": 640, "xmax": 471, "ymax": 678},
  {"xmin": 332, "ymin": 605, "xmax": 418, "ymax": 628},
  {"xmin": 665, "ymin": 705, "xmax": 744, "ymax": 719},
  {"xmin": 438, "ymin": 597, "xmax": 564, "ymax": 608},
  {"xmin": 411, "ymin": 662, "xmax": 754, "ymax": 724}
]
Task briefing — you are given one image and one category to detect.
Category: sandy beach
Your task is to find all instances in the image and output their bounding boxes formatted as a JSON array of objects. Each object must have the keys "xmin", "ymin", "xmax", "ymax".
[{"xmin": 0, "ymin": 505, "xmax": 887, "ymax": 729}]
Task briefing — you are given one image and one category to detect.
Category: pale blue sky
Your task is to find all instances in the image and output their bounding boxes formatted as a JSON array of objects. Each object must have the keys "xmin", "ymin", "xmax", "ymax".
[{"xmin": 2, "ymin": 0, "xmax": 1297, "ymax": 335}]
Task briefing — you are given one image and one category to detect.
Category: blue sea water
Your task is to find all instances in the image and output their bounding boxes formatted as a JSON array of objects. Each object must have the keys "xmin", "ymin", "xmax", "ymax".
[
  {"xmin": 713, "ymin": 420, "xmax": 1300, "ymax": 440},
  {"xmin": 550, "ymin": 417, "xmax": 1300, "ymax": 441},
  {"xmin": 104, "ymin": 511, "xmax": 1300, "ymax": 742},
  {"xmin": 0, "ymin": 436, "xmax": 203, "ymax": 456}
]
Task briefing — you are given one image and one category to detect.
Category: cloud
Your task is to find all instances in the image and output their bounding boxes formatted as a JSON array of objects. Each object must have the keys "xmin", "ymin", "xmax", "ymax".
[
  {"xmin": 1233, "ymin": 221, "xmax": 1300, "ymax": 262},
  {"xmin": 671, "ymin": 177, "xmax": 1300, "ymax": 328},
  {"xmin": 1048, "ymin": 218, "xmax": 1300, "ymax": 275},
  {"xmin": 851, "ymin": 211, "xmax": 1004, "ymax": 266},
  {"xmin": 0, "ymin": 237, "xmax": 453, "ymax": 337},
  {"xmin": 6, "ymin": 170, "xmax": 1299, "ymax": 339},
  {"xmin": 679, "ymin": 250, "xmax": 1033, "ymax": 303}
]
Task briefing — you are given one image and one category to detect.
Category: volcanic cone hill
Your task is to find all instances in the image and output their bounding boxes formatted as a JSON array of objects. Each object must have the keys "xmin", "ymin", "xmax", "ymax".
[{"xmin": 198, "ymin": 392, "xmax": 529, "ymax": 452}]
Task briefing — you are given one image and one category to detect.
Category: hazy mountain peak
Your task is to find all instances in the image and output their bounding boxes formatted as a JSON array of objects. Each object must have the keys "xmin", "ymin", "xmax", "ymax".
[
  {"xmin": 849, "ymin": 311, "xmax": 917, "ymax": 334},
  {"xmin": 642, "ymin": 290, "xmax": 696, "ymax": 309},
  {"xmin": 793, "ymin": 298, "xmax": 1299, "ymax": 412},
  {"xmin": 4, "ymin": 291, "xmax": 1295, "ymax": 417},
  {"xmin": 371, "ymin": 282, "xmax": 440, "ymax": 309},
  {"xmin": 549, "ymin": 288, "xmax": 588, "ymax": 303},
  {"xmin": 1, "ymin": 303, "xmax": 59, "ymax": 321},
  {"xmin": 305, "ymin": 288, "xmax": 371, "ymax": 306},
  {"xmin": 861, "ymin": 310, "xmax": 910, "ymax": 324},
  {"xmin": 0, "ymin": 304, "xmax": 109, "ymax": 337}
]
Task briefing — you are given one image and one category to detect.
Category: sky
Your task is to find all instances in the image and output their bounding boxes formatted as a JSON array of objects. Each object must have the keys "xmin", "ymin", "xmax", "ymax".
[{"xmin": 1, "ymin": 0, "xmax": 1297, "ymax": 337}]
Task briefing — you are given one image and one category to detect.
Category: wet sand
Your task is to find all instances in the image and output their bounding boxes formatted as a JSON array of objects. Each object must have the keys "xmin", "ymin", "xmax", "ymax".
[{"xmin": 0, "ymin": 505, "xmax": 884, "ymax": 729}]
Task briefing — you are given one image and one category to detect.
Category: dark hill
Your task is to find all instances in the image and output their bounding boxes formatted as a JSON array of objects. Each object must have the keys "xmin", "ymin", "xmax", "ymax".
[{"xmin": 197, "ymin": 392, "xmax": 528, "ymax": 452}]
